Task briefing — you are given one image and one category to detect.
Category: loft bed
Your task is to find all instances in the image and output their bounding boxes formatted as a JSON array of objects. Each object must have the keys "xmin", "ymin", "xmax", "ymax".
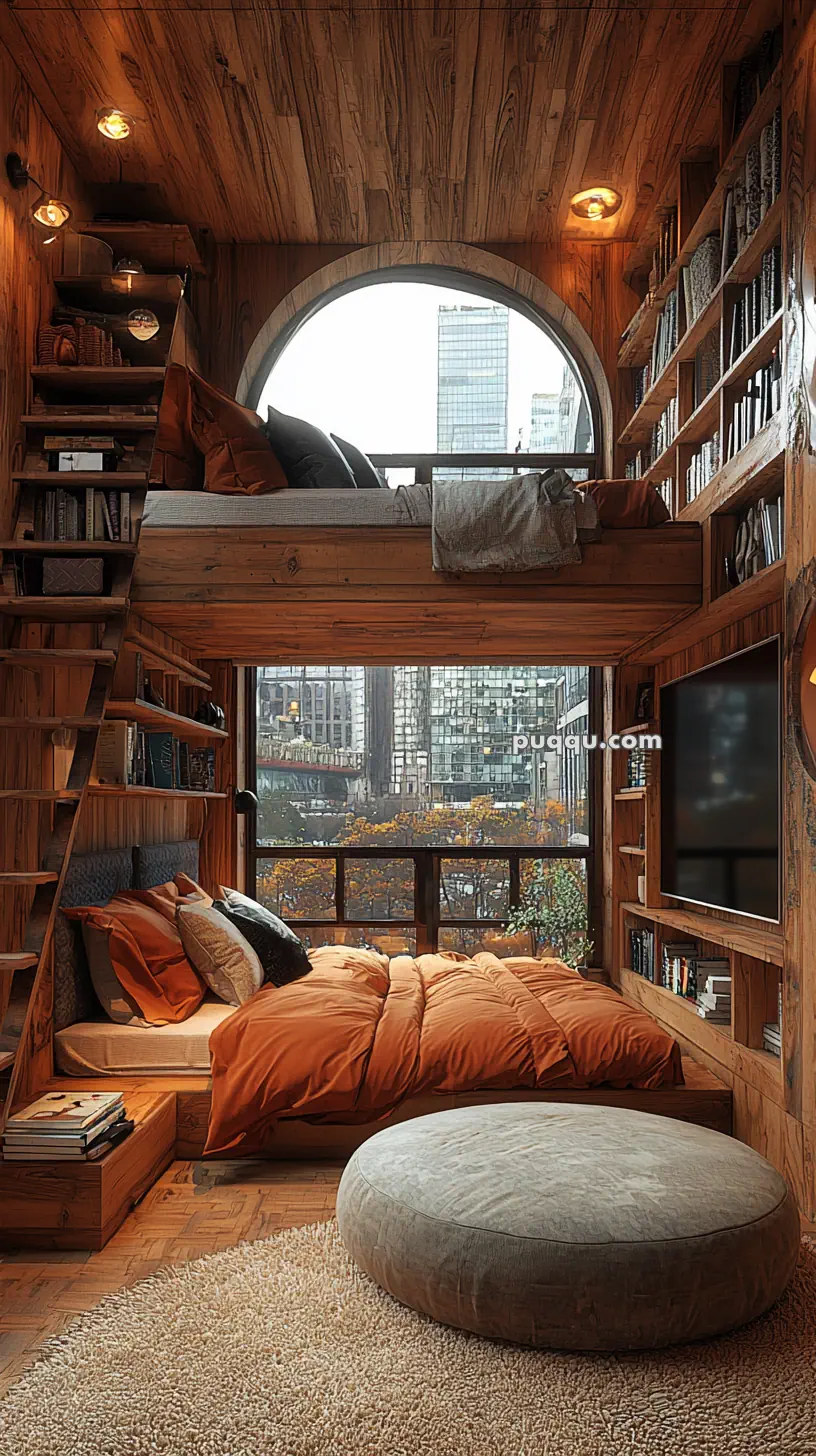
[{"xmin": 131, "ymin": 488, "xmax": 702, "ymax": 662}]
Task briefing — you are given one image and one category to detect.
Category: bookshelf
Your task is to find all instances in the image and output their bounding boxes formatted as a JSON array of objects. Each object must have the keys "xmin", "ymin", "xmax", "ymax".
[{"xmin": 617, "ymin": 42, "xmax": 785, "ymax": 622}]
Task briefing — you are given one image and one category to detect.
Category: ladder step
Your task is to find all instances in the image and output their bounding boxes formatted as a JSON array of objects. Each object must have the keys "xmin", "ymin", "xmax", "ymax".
[
  {"xmin": 0, "ymin": 648, "xmax": 117, "ymax": 668},
  {"xmin": 1, "ymin": 541, "xmax": 137, "ymax": 556},
  {"xmin": 0, "ymin": 597, "xmax": 128, "ymax": 620},
  {"xmin": 0, "ymin": 789, "xmax": 82, "ymax": 801},
  {"xmin": 0, "ymin": 872, "xmax": 58, "ymax": 885},
  {"xmin": 0, "ymin": 953, "xmax": 38, "ymax": 971},
  {"xmin": 0, "ymin": 1051, "xmax": 15, "ymax": 1073},
  {"xmin": 0, "ymin": 717, "xmax": 102, "ymax": 729}
]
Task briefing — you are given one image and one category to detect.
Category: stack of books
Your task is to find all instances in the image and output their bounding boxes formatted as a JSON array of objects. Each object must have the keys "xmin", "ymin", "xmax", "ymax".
[
  {"xmin": 685, "ymin": 432, "xmax": 721, "ymax": 503},
  {"xmin": 725, "ymin": 349, "xmax": 782, "ymax": 460},
  {"xmin": 627, "ymin": 749, "xmax": 651, "ymax": 788},
  {"xmin": 762, "ymin": 1021, "xmax": 782, "ymax": 1057},
  {"xmin": 630, "ymin": 927, "xmax": 656, "ymax": 982},
  {"xmin": 728, "ymin": 246, "xmax": 782, "ymax": 368},
  {"xmin": 650, "ymin": 289, "xmax": 679, "ymax": 381},
  {"xmin": 695, "ymin": 968, "xmax": 732, "ymax": 1023},
  {"xmin": 2, "ymin": 1091, "xmax": 133, "ymax": 1162},
  {"xmin": 681, "ymin": 233, "xmax": 721, "ymax": 328},
  {"xmin": 661, "ymin": 940, "xmax": 699, "ymax": 1000}
]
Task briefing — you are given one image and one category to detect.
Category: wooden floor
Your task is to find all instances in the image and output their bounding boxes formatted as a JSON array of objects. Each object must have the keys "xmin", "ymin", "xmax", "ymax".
[
  {"xmin": 0, "ymin": 1154, "xmax": 813, "ymax": 1398},
  {"xmin": 0, "ymin": 1158, "xmax": 343, "ymax": 1396}
]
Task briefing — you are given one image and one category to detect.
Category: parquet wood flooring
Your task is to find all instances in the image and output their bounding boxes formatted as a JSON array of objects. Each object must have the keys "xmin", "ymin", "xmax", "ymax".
[{"xmin": 0, "ymin": 1159, "xmax": 343, "ymax": 1395}]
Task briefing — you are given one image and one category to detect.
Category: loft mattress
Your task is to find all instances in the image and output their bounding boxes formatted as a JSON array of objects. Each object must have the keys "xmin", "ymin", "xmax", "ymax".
[
  {"xmin": 54, "ymin": 999, "xmax": 235, "ymax": 1076},
  {"xmin": 141, "ymin": 488, "xmax": 428, "ymax": 530}
]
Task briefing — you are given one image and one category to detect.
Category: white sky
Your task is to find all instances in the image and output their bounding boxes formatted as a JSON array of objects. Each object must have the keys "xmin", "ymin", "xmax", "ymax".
[{"xmin": 256, "ymin": 281, "xmax": 569, "ymax": 455}]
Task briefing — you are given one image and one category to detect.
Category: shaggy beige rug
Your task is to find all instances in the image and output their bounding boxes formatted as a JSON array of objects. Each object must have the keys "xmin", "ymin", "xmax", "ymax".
[{"xmin": 1, "ymin": 1223, "xmax": 815, "ymax": 1456}]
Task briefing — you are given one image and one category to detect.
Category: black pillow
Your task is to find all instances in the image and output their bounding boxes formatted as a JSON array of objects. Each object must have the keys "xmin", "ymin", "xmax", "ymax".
[
  {"xmin": 331, "ymin": 433, "xmax": 387, "ymax": 489},
  {"xmin": 213, "ymin": 889, "xmax": 311, "ymax": 987},
  {"xmin": 263, "ymin": 407, "xmax": 357, "ymax": 489}
]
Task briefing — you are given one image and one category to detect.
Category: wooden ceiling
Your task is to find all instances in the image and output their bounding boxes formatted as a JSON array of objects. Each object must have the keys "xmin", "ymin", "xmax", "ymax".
[{"xmin": 2, "ymin": 1, "xmax": 777, "ymax": 247}]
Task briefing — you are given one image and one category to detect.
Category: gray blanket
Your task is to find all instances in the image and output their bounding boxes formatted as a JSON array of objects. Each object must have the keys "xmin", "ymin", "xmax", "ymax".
[{"xmin": 397, "ymin": 471, "xmax": 594, "ymax": 572}]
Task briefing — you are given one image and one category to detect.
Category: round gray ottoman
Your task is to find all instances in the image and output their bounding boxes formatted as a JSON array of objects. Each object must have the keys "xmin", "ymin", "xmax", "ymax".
[{"xmin": 336, "ymin": 1103, "xmax": 799, "ymax": 1350}]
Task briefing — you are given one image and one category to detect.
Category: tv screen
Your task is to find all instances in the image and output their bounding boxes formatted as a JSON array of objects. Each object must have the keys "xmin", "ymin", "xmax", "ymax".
[{"xmin": 660, "ymin": 637, "xmax": 780, "ymax": 921}]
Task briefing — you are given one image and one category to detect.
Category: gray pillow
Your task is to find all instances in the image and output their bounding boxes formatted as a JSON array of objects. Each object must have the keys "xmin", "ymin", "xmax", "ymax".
[
  {"xmin": 264, "ymin": 407, "xmax": 357, "ymax": 490},
  {"xmin": 331, "ymin": 434, "xmax": 387, "ymax": 489}
]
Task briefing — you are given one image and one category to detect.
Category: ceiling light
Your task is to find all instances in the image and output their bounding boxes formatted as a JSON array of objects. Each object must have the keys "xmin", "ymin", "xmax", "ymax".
[
  {"xmin": 570, "ymin": 186, "xmax": 622, "ymax": 222},
  {"xmin": 113, "ymin": 257, "xmax": 145, "ymax": 276},
  {"xmin": 30, "ymin": 191, "xmax": 72, "ymax": 231},
  {"xmin": 127, "ymin": 307, "xmax": 160, "ymax": 341},
  {"xmin": 5, "ymin": 152, "xmax": 72, "ymax": 232},
  {"xmin": 97, "ymin": 108, "xmax": 134, "ymax": 142}
]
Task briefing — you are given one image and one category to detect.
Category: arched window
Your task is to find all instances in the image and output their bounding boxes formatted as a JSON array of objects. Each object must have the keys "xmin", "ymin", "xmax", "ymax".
[{"xmin": 253, "ymin": 273, "xmax": 599, "ymax": 486}]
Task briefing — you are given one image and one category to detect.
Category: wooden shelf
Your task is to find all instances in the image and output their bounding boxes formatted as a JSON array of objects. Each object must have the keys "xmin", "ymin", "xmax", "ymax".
[
  {"xmin": 0, "ymin": 953, "xmax": 37, "ymax": 971},
  {"xmin": 618, "ymin": 198, "xmax": 783, "ymax": 440},
  {"xmin": 0, "ymin": 715, "xmax": 101, "ymax": 730},
  {"xmin": 708, "ymin": 558, "xmax": 785, "ymax": 622},
  {"xmin": 31, "ymin": 368, "xmax": 165, "ymax": 396},
  {"xmin": 620, "ymin": 900, "xmax": 783, "ymax": 965},
  {"xmin": 615, "ymin": 721, "xmax": 658, "ymax": 738},
  {"xmin": 0, "ymin": 789, "xmax": 82, "ymax": 801},
  {"xmin": 678, "ymin": 413, "xmax": 783, "ymax": 521},
  {"xmin": 618, "ymin": 845, "xmax": 646, "ymax": 856},
  {"xmin": 0, "ymin": 597, "xmax": 128, "ymax": 620},
  {"xmin": 21, "ymin": 415, "xmax": 158, "ymax": 431},
  {"xmin": 614, "ymin": 788, "xmax": 649, "ymax": 801},
  {"xmin": 79, "ymin": 222, "xmax": 205, "ymax": 275},
  {"xmin": 53, "ymin": 274, "xmax": 183, "ymax": 313},
  {"xmin": 621, "ymin": 59, "xmax": 782, "ymax": 304},
  {"xmin": 0, "ymin": 871, "xmax": 57, "ymax": 886},
  {"xmin": 13, "ymin": 472, "xmax": 147, "ymax": 489},
  {"xmin": 105, "ymin": 699, "xmax": 229, "ymax": 744},
  {"xmin": 88, "ymin": 785, "xmax": 226, "ymax": 800},
  {"xmin": 122, "ymin": 630, "xmax": 212, "ymax": 689},
  {"xmin": 2, "ymin": 540, "xmax": 136, "ymax": 555},
  {"xmin": 0, "ymin": 647, "xmax": 116, "ymax": 667}
]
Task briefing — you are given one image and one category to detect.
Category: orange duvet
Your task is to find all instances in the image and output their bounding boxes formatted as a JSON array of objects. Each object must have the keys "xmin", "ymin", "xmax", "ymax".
[{"xmin": 204, "ymin": 948, "xmax": 683, "ymax": 1155}]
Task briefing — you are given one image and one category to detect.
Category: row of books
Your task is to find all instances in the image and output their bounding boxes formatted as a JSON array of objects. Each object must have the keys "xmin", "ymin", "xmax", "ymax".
[
  {"xmin": 655, "ymin": 479, "xmax": 674, "ymax": 515},
  {"xmin": 727, "ymin": 246, "xmax": 782, "ymax": 369},
  {"xmin": 661, "ymin": 940, "xmax": 701, "ymax": 1000},
  {"xmin": 694, "ymin": 968, "xmax": 732, "ymax": 1023},
  {"xmin": 2, "ymin": 1091, "xmax": 133, "ymax": 1162},
  {"xmin": 629, "ymin": 927, "xmax": 656, "ymax": 982},
  {"xmin": 685, "ymin": 432, "xmax": 721, "ymax": 503},
  {"xmin": 693, "ymin": 328, "xmax": 721, "ymax": 411},
  {"xmin": 31, "ymin": 486, "xmax": 134, "ymax": 543},
  {"xmin": 721, "ymin": 107, "xmax": 782, "ymax": 272},
  {"xmin": 651, "ymin": 396, "xmax": 678, "ymax": 465},
  {"xmin": 724, "ymin": 493, "xmax": 784, "ymax": 589},
  {"xmin": 627, "ymin": 749, "xmax": 651, "ymax": 789},
  {"xmin": 730, "ymin": 28, "xmax": 782, "ymax": 143},
  {"xmin": 650, "ymin": 288, "xmax": 679, "ymax": 382},
  {"xmin": 681, "ymin": 233, "xmax": 720, "ymax": 329},
  {"xmin": 725, "ymin": 351, "xmax": 782, "ymax": 462},
  {"xmin": 95, "ymin": 721, "xmax": 216, "ymax": 792},
  {"xmin": 649, "ymin": 207, "xmax": 678, "ymax": 293}
]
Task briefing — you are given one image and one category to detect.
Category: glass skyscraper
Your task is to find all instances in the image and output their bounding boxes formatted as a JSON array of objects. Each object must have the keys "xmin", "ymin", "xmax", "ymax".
[{"xmin": 436, "ymin": 304, "xmax": 509, "ymax": 460}]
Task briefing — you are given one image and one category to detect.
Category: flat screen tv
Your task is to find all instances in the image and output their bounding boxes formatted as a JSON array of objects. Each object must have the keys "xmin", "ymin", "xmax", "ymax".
[{"xmin": 660, "ymin": 637, "xmax": 780, "ymax": 921}]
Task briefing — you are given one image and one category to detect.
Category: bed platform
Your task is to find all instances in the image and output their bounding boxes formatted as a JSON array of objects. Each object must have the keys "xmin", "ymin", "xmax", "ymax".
[{"xmin": 132, "ymin": 491, "xmax": 702, "ymax": 662}]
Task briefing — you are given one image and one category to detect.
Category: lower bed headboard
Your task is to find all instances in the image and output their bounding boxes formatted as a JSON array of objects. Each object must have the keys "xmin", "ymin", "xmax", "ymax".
[{"xmin": 54, "ymin": 840, "xmax": 200, "ymax": 1032}]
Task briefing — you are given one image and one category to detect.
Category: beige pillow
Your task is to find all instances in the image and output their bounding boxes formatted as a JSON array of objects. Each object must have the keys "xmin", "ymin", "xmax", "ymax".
[
  {"xmin": 81, "ymin": 922, "xmax": 154, "ymax": 1027},
  {"xmin": 176, "ymin": 901, "xmax": 263, "ymax": 1006}
]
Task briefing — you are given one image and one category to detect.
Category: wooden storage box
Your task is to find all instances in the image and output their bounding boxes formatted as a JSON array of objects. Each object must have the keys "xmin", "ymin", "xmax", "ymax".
[{"xmin": 0, "ymin": 1092, "xmax": 175, "ymax": 1251}]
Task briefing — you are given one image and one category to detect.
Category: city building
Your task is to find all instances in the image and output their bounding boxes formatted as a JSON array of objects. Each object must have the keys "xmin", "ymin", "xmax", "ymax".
[
  {"xmin": 529, "ymin": 392, "xmax": 561, "ymax": 451},
  {"xmin": 436, "ymin": 304, "xmax": 509, "ymax": 478},
  {"xmin": 554, "ymin": 665, "xmax": 591, "ymax": 842}
]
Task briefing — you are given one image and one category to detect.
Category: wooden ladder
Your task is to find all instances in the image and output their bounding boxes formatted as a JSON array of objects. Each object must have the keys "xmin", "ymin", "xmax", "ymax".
[{"xmin": 0, "ymin": 410, "xmax": 156, "ymax": 1123}]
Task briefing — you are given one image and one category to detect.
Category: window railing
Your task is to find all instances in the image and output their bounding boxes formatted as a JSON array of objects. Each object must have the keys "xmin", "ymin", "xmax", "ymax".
[
  {"xmin": 367, "ymin": 452, "xmax": 599, "ymax": 484},
  {"xmin": 250, "ymin": 844, "xmax": 592, "ymax": 958}
]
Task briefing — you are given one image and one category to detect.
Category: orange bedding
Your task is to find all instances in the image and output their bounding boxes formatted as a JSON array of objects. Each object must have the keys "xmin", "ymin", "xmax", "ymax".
[{"xmin": 204, "ymin": 948, "xmax": 683, "ymax": 1156}]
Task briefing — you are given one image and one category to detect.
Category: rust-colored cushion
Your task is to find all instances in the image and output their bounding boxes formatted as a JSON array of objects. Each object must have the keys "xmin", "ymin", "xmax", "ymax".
[
  {"xmin": 188, "ymin": 369, "xmax": 288, "ymax": 495},
  {"xmin": 152, "ymin": 362, "xmax": 201, "ymax": 490},
  {"xmin": 585, "ymin": 479, "xmax": 671, "ymax": 528},
  {"xmin": 65, "ymin": 889, "xmax": 206, "ymax": 1025}
]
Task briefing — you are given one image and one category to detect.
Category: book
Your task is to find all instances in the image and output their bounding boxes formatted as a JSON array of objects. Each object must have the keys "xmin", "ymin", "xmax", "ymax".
[
  {"xmin": 3, "ymin": 1117, "xmax": 134, "ymax": 1162},
  {"xmin": 146, "ymin": 732, "xmax": 175, "ymax": 789},
  {"xmin": 121, "ymin": 491, "xmax": 131, "ymax": 544},
  {"xmin": 3, "ymin": 1108, "xmax": 126, "ymax": 1150},
  {"xmin": 93, "ymin": 720, "xmax": 130, "ymax": 785},
  {"xmin": 4, "ymin": 1090, "xmax": 123, "ymax": 1132}
]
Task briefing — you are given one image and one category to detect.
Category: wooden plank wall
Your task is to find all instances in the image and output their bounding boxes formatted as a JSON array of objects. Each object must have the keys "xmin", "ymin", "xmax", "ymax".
[{"xmin": 198, "ymin": 240, "xmax": 637, "ymax": 438}]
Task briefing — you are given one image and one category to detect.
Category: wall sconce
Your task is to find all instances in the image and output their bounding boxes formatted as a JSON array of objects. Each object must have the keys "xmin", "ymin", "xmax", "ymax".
[
  {"xmin": 97, "ymin": 108, "xmax": 134, "ymax": 141},
  {"xmin": 234, "ymin": 789, "xmax": 259, "ymax": 814},
  {"xmin": 570, "ymin": 186, "xmax": 622, "ymax": 222},
  {"xmin": 5, "ymin": 153, "xmax": 72, "ymax": 234}
]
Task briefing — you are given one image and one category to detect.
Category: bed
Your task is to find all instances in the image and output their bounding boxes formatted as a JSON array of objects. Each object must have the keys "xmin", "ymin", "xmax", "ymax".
[{"xmin": 50, "ymin": 844, "xmax": 732, "ymax": 1157}]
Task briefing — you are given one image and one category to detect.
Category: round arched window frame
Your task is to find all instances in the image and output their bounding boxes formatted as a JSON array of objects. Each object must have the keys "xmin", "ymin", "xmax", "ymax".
[{"xmin": 237, "ymin": 247, "xmax": 612, "ymax": 475}]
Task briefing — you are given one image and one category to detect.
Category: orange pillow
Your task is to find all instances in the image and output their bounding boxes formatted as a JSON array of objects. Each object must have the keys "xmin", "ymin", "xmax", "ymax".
[
  {"xmin": 151, "ymin": 363, "xmax": 201, "ymax": 490},
  {"xmin": 133, "ymin": 872, "xmax": 213, "ymax": 925},
  {"xmin": 188, "ymin": 369, "xmax": 288, "ymax": 495},
  {"xmin": 585, "ymin": 479, "xmax": 671, "ymax": 528},
  {"xmin": 65, "ymin": 892, "xmax": 205, "ymax": 1025}
]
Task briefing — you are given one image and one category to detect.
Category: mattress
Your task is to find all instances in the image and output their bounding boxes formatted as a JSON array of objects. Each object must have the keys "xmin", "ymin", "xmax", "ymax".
[
  {"xmin": 142, "ymin": 487, "xmax": 426, "ymax": 530},
  {"xmin": 54, "ymin": 998, "xmax": 235, "ymax": 1076}
]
